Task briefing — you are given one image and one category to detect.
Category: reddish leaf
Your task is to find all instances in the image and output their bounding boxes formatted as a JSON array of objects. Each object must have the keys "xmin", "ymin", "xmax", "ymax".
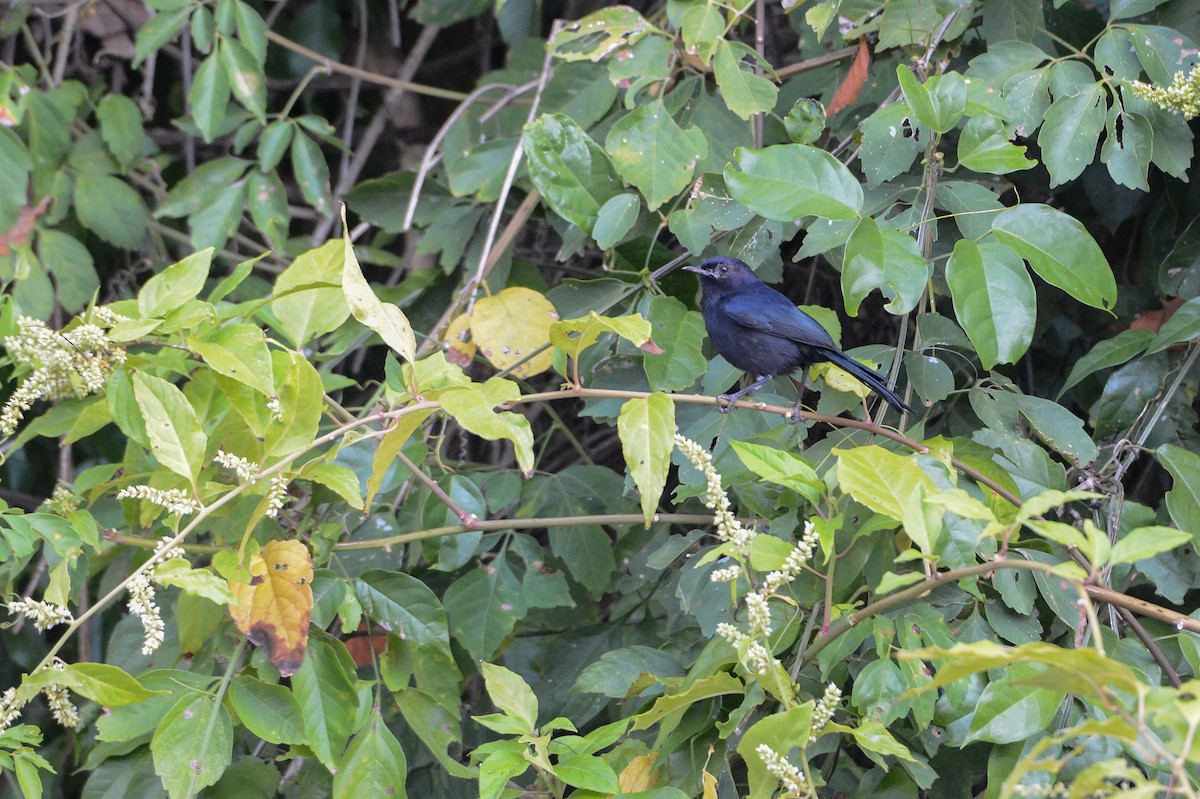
[{"xmin": 828, "ymin": 37, "xmax": 871, "ymax": 117}]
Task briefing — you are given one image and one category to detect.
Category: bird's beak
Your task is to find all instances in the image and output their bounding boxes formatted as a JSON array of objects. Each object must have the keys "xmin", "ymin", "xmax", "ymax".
[{"xmin": 682, "ymin": 265, "xmax": 705, "ymax": 275}]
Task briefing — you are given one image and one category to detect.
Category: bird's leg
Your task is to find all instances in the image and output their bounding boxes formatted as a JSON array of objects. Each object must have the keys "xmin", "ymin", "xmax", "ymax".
[
  {"xmin": 788, "ymin": 367, "xmax": 809, "ymax": 424},
  {"xmin": 717, "ymin": 374, "xmax": 774, "ymax": 413}
]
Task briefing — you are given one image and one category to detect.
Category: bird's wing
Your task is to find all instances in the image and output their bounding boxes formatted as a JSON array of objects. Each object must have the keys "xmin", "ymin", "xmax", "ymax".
[{"xmin": 723, "ymin": 290, "xmax": 838, "ymax": 349}]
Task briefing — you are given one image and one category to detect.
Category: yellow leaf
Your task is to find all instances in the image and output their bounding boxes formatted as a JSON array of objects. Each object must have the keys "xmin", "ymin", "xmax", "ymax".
[
  {"xmin": 471, "ymin": 287, "xmax": 558, "ymax": 377},
  {"xmin": 228, "ymin": 539, "xmax": 314, "ymax": 676},
  {"xmin": 702, "ymin": 768, "xmax": 718, "ymax": 799},
  {"xmin": 340, "ymin": 206, "xmax": 416, "ymax": 363},
  {"xmin": 443, "ymin": 312, "xmax": 476, "ymax": 368},
  {"xmin": 812, "ymin": 359, "xmax": 875, "ymax": 400},
  {"xmin": 619, "ymin": 754, "xmax": 657, "ymax": 792}
]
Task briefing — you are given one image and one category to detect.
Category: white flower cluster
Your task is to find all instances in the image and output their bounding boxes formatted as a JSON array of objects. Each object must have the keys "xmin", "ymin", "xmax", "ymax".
[
  {"xmin": 42, "ymin": 485, "xmax": 78, "ymax": 515},
  {"xmin": 1, "ymin": 315, "xmax": 126, "ymax": 435},
  {"xmin": 127, "ymin": 536, "xmax": 186, "ymax": 655},
  {"xmin": 266, "ymin": 396, "xmax": 283, "ymax": 420},
  {"xmin": 1011, "ymin": 783, "xmax": 1069, "ymax": 798},
  {"xmin": 0, "ymin": 688, "xmax": 23, "ymax": 733},
  {"xmin": 213, "ymin": 451, "xmax": 289, "ymax": 517},
  {"xmin": 756, "ymin": 744, "xmax": 809, "ymax": 797},
  {"xmin": 810, "ymin": 682, "xmax": 842, "ymax": 733},
  {"xmin": 116, "ymin": 485, "xmax": 200, "ymax": 516},
  {"xmin": 44, "ymin": 663, "xmax": 78, "ymax": 729},
  {"xmin": 264, "ymin": 474, "xmax": 289, "ymax": 518},
  {"xmin": 1132, "ymin": 64, "xmax": 1200, "ymax": 120},
  {"xmin": 214, "ymin": 450, "xmax": 258, "ymax": 481},
  {"xmin": 763, "ymin": 521, "xmax": 820, "ymax": 593},
  {"xmin": 710, "ymin": 563, "xmax": 742, "ymax": 583},
  {"xmin": 673, "ymin": 434, "xmax": 754, "ymax": 553},
  {"xmin": 6, "ymin": 598, "xmax": 73, "ymax": 631}
]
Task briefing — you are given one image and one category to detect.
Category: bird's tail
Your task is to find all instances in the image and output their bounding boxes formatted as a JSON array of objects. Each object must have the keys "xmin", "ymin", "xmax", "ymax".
[{"xmin": 821, "ymin": 349, "xmax": 912, "ymax": 415}]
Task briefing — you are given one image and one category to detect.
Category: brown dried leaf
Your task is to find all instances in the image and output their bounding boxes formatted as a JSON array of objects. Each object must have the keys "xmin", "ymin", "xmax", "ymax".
[
  {"xmin": 228, "ymin": 539, "xmax": 314, "ymax": 676},
  {"xmin": 827, "ymin": 37, "xmax": 871, "ymax": 117}
]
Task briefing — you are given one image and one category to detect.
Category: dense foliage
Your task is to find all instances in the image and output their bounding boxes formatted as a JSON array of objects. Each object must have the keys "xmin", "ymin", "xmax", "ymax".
[{"xmin": 1, "ymin": 0, "xmax": 1200, "ymax": 797}]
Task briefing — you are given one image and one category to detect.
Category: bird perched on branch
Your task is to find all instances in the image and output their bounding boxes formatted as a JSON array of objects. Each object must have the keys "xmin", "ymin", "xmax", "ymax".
[{"xmin": 683, "ymin": 256, "xmax": 911, "ymax": 419}]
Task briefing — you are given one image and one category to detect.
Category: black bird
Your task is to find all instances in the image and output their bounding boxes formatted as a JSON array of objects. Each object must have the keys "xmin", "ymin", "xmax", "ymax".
[{"xmin": 683, "ymin": 257, "xmax": 911, "ymax": 418}]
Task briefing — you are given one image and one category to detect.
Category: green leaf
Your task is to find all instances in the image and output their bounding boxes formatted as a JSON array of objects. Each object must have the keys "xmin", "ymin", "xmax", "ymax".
[
  {"xmin": 150, "ymin": 695, "xmax": 233, "ymax": 798},
  {"xmin": 1100, "ymin": 108, "xmax": 1152, "ymax": 191},
  {"xmin": 1126, "ymin": 23, "xmax": 1200, "ymax": 84},
  {"xmin": 991, "ymin": 204, "xmax": 1116, "ymax": 311},
  {"xmin": 259, "ymin": 351, "xmax": 322, "ymax": 458},
  {"xmin": 523, "ymin": 114, "xmax": 622, "ymax": 234},
  {"xmin": 724, "ymin": 144, "xmax": 862, "ymax": 221},
  {"xmin": 37, "ymin": 229, "xmax": 98, "ymax": 314},
  {"xmin": 139, "ymin": 248, "xmax": 214, "ymax": 318},
  {"xmin": 957, "ymin": 114, "xmax": 1036, "ymax": 174},
  {"xmin": 443, "ymin": 563, "xmax": 527, "ymax": 662},
  {"xmin": 1036, "ymin": 82, "xmax": 1104, "ymax": 186},
  {"xmin": 153, "ymin": 559, "xmax": 236, "ymax": 604},
  {"xmin": 332, "ymin": 715, "xmax": 408, "ymax": 799},
  {"xmin": 188, "ymin": 322, "xmax": 274, "ymax": 396},
  {"xmin": 605, "ymin": 100, "xmax": 706, "ymax": 211},
  {"xmin": 257, "ymin": 119, "xmax": 294, "ymax": 173},
  {"xmin": 713, "ymin": 40, "xmax": 778, "ymax": 121},
  {"xmin": 135, "ymin": 7, "xmax": 190, "ymax": 66},
  {"xmin": 480, "ymin": 662, "xmax": 538, "ymax": 733},
  {"xmin": 189, "ymin": 53, "xmax": 230, "ymax": 142},
  {"xmin": 550, "ymin": 311, "xmax": 654, "ymax": 362},
  {"xmin": 1148, "ymin": 296, "xmax": 1200, "ymax": 353},
  {"xmin": 26, "ymin": 662, "xmax": 168, "ymax": 706},
  {"xmin": 271, "ymin": 240, "xmax": 351, "ymax": 347},
  {"xmin": 439, "ymin": 377, "xmax": 535, "ymax": 476},
  {"xmin": 1058, "ymin": 329, "xmax": 1153, "ymax": 397},
  {"xmin": 1015, "ymin": 394, "xmax": 1098, "ymax": 467},
  {"xmin": 1110, "ymin": 525, "xmax": 1191, "ymax": 566},
  {"xmin": 304, "ymin": 463, "xmax": 365, "ymax": 511},
  {"xmin": 965, "ymin": 664, "xmax": 1062, "ymax": 744},
  {"xmin": 729, "ymin": 440, "xmax": 821, "ymax": 505},
  {"xmin": 896, "ymin": 65, "xmax": 965, "ymax": 134},
  {"xmin": 553, "ymin": 752, "xmax": 619, "ymax": 793},
  {"xmin": 859, "ymin": 102, "xmax": 924, "ymax": 187},
  {"xmin": 234, "ymin": 0, "xmax": 268, "ymax": 61},
  {"xmin": 644, "ymin": 295, "xmax": 708, "ymax": 392},
  {"xmin": 592, "ymin": 193, "xmax": 641, "ymax": 249},
  {"xmin": 680, "ymin": 3, "xmax": 724, "ymax": 64},
  {"xmin": 365, "ymin": 407, "xmax": 435, "ymax": 510},
  {"xmin": 292, "ymin": 633, "xmax": 358, "ymax": 769},
  {"xmin": 834, "ymin": 445, "xmax": 933, "ymax": 521},
  {"xmin": 291, "ymin": 132, "xmax": 331, "ymax": 214},
  {"xmin": 618, "ymin": 393, "xmax": 675, "ymax": 527},
  {"xmin": 736, "ymin": 706, "xmax": 814, "ymax": 799},
  {"xmin": 548, "ymin": 6, "xmax": 656, "ymax": 61},
  {"xmin": 356, "ymin": 570, "xmax": 450, "ymax": 651},
  {"xmin": 227, "ymin": 676, "xmax": 307, "ymax": 745},
  {"xmin": 219, "ymin": 37, "xmax": 266, "ymax": 120},
  {"xmin": 97, "ymin": 94, "xmax": 144, "ymax": 170},
  {"xmin": 783, "ymin": 98, "xmax": 825, "ymax": 144},
  {"xmin": 75, "ymin": 173, "xmax": 146, "ymax": 249},
  {"xmin": 341, "ymin": 211, "xmax": 416, "ymax": 362},
  {"xmin": 156, "ymin": 157, "xmax": 251, "ymax": 219},
  {"xmin": 247, "ymin": 169, "xmax": 290, "ymax": 251},
  {"xmin": 132, "ymin": 371, "xmax": 207, "ymax": 484},
  {"xmin": 903, "ymin": 482, "xmax": 942, "ymax": 557},
  {"xmin": 946, "ymin": 239, "xmax": 1035, "ymax": 368},
  {"xmin": 1158, "ymin": 444, "xmax": 1200, "ymax": 543},
  {"xmin": 841, "ymin": 216, "xmax": 928, "ymax": 316}
]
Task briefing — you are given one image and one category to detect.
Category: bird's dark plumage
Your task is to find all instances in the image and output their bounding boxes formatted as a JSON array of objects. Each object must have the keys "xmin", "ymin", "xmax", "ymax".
[{"xmin": 683, "ymin": 257, "xmax": 911, "ymax": 417}]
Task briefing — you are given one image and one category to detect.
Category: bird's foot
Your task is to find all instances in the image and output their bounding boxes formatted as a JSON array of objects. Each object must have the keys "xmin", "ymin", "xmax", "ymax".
[
  {"xmin": 786, "ymin": 400, "xmax": 807, "ymax": 424},
  {"xmin": 716, "ymin": 394, "xmax": 735, "ymax": 414}
]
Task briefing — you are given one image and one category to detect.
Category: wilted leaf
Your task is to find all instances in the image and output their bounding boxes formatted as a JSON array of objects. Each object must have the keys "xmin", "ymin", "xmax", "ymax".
[{"xmin": 228, "ymin": 539, "xmax": 314, "ymax": 676}]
